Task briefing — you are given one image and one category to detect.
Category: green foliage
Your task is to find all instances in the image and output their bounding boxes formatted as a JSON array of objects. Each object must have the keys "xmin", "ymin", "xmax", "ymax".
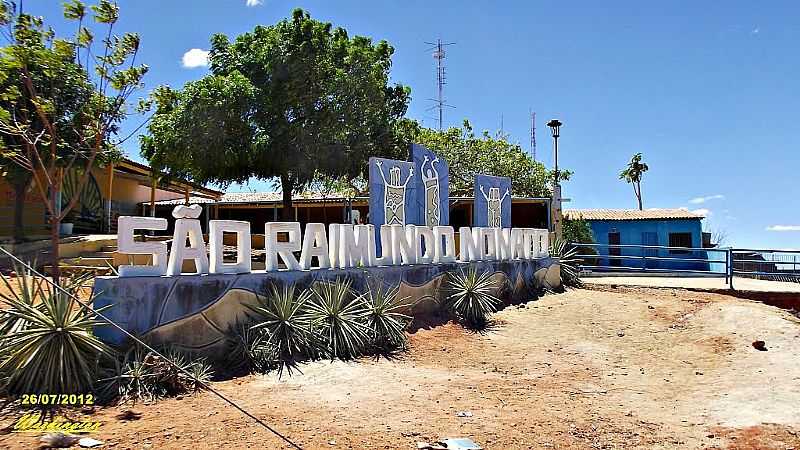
[
  {"xmin": 142, "ymin": 8, "xmax": 410, "ymax": 215},
  {"xmin": 619, "ymin": 152, "xmax": 649, "ymax": 210},
  {"xmin": 563, "ymin": 218, "xmax": 594, "ymax": 245},
  {"xmin": 445, "ymin": 267, "xmax": 502, "ymax": 329},
  {"xmin": 0, "ymin": 270, "xmax": 114, "ymax": 395},
  {"xmin": 394, "ymin": 119, "xmax": 553, "ymax": 197},
  {"xmin": 550, "ymin": 238, "xmax": 583, "ymax": 288},
  {"xmin": 100, "ymin": 346, "xmax": 213, "ymax": 404},
  {"xmin": 0, "ymin": 0, "xmax": 145, "ymax": 264},
  {"xmin": 306, "ymin": 279, "xmax": 370, "ymax": 360},
  {"xmin": 362, "ymin": 282, "xmax": 410, "ymax": 352},
  {"xmin": 247, "ymin": 284, "xmax": 315, "ymax": 371}
]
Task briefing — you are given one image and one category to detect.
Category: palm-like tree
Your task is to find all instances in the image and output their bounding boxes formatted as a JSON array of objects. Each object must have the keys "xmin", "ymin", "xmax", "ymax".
[{"xmin": 619, "ymin": 153, "xmax": 649, "ymax": 210}]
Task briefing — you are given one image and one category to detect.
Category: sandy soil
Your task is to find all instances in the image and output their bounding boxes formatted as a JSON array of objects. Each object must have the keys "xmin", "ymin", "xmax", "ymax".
[{"xmin": 2, "ymin": 286, "xmax": 799, "ymax": 449}]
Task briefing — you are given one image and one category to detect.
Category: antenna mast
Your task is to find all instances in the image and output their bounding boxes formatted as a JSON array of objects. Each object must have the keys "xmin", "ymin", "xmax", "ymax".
[
  {"xmin": 530, "ymin": 109, "xmax": 537, "ymax": 162},
  {"xmin": 425, "ymin": 39, "xmax": 455, "ymax": 130}
]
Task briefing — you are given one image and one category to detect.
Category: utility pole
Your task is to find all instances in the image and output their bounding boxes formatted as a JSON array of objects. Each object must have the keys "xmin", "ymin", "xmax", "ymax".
[{"xmin": 425, "ymin": 39, "xmax": 455, "ymax": 130}]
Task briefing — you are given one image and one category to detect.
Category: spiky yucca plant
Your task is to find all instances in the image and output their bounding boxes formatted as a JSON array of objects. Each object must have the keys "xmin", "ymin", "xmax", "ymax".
[
  {"xmin": 247, "ymin": 284, "xmax": 314, "ymax": 369},
  {"xmin": 306, "ymin": 279, "xmax": 370, "ymax": 360},
  {"xmin": 100, "ymin": 346, "xmax": 214, "ymax": 404},
  {"xmin": 445, "ymin": 267, "xmax": 502, "ymax": 329},
  {"xmin": 363, "ymin": 282, "xmax": 410, "ymax": 352},
  {"xmin": 550, "ymin": 238, "xmax": 582, "ymax": 287},
  {"xmin": 225, "ymin": 322, "xmax": 277, "ymax": 374},
  {"xmin": 99, "ymin": 346, "xmax": 163, "ymax": 403},
  {"xmin": 0, "ymin": 270, "xmax": 114, "ymax": 395}
]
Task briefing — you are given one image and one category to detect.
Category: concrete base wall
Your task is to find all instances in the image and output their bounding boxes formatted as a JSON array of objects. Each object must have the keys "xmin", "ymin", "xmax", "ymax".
[{"xmin": 93, "ymin": 258, "xmax": 560, "ymax": 358}]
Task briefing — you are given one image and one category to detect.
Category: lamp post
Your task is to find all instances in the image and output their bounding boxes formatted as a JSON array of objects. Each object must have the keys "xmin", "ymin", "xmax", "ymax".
[
  {"xmin": 546, "ymin": 119, "xmax": 563, "ymax": 240},
  {"xmin": 546, "ymin": 119, "xmax": 562, "ymax": 185}
]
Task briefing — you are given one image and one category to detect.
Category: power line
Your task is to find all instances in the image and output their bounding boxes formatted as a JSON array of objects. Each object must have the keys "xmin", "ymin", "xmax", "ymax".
[
  {"xmin": 0, "ymin": 247, "xmax": 303, "ymax": 450},
  {"xmin": 424, "ymin": 39, "xmax": 455, "ymax": 131}
]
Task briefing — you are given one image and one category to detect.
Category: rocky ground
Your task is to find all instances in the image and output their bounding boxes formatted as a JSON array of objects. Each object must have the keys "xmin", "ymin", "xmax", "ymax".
[{"xmin": 2, "ymin": 285, "xmax": 799, "ymax": 449}]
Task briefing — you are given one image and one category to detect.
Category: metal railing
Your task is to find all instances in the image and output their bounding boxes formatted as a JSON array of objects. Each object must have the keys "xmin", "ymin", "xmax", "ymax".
[
  {"xmin": 569, "ymin": 242, "xmax": 731, "ymax": 284},
  {"xmin": 731, "ymin": 248, "xmax": 800, "ymax": 284}
]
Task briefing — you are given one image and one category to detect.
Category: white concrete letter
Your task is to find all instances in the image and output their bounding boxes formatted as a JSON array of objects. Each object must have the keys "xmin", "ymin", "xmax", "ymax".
[
  {"xmin": 118, "ymin": 216, "xmax": 168, "ymax": 277},
  {"xmin": 209, "ymin": 220, "xmax": 251, "ymax": 274},
  {"xmin": 391, "ymin": 224, "xmax": 418, "ymax": 265},
  {"xmin": 300, "ymin": 223, "xmax": 330, "ymax": 270},
  {"xmin": 459, "ymin": 226, "xmax": 481, "ymax": 262},
  {"xmin": 478, "ymin": 227, "xmax": 498, "ymax": 260},
  {"xmin": 167, "ymin": 218, "xmax": 209, "ymax": 276},
  {"xmin": 265, "ymin": 222, "xmax": 301, "ymax": 271},
  {"xmin": 415, "ymin": 226, "xmax": 435, "ymax": 264},
  {"xmin": 497, "ymin": 228, "xmax": 514, "ymax": 261},
  {"xmin": 374, "ymin": 225, "xmax": 394, "ymax": 265},
  {"xmin": 511, "ymin": 228, "xmax": 526, "ymax": 259},
  {"xmin": 433, "ymin": 226, "xmax": 457, "ymax": 263}
]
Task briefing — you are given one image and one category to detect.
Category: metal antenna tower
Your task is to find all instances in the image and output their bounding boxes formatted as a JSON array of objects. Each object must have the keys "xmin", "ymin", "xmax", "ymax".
[
  {"xmin": 425, "ymin": 39, "xmax": 455, "ymax": 130},
  {"xmin": 530, "ymin": 109, "xmax": 537, "ymax": 162}
]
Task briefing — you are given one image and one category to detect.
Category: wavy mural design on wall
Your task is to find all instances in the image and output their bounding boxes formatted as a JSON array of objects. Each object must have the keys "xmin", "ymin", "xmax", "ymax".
[{"xmin": 94, "ymin": 259, "xmax": 560, "ymax": 358}]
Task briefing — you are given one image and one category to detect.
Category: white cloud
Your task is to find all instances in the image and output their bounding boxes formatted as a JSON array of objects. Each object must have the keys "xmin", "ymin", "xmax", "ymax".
[
  {"xmin": 181, "ymin": 49, "xmax": 209, "ymax": 68},
  {"xmin": 688, "ymin": 194, "xmax": 725, "ymax": 204},
  {"xmin": 246, "ymin": 0, "xmax": 263, "ymax": 6},
  {"xmin": 752, "ymin": 26, "xmax": 760, "ymax": 35},
  {"xmin": 766, "ymin": 225, "xmax": 800, "ymax": 232},
  {"xmin": 691, "ymin": 208, "xmax": 711, "ymax": 217}
]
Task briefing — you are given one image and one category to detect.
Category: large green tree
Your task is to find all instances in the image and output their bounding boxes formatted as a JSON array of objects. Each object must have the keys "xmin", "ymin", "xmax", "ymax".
[
  {"xmin": 0, "ymin": 1, "xmax": 147, "ymax": 277},
  {"xmin": 399, "ymin": 119, "xmax": 555, "ymax": 197},
  {"xmin": 142, "ymin": 9, "xmax": 410, "ymax": 219}
]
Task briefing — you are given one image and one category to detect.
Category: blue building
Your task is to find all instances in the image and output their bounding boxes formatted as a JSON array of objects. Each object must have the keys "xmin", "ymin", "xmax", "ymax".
[{"xmin": 564, "ymin": 208, "xmax": 711, "ymax": 272}]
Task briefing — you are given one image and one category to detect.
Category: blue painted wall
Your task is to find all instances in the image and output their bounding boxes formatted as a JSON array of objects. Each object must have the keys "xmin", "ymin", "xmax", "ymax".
[
  {"xmin": 368, "ymin": 157, "xmax": 418, "ymax": 227},
  {"xmin": 585, "ymin": 218, "xmax": 712, "ymax": 271}
]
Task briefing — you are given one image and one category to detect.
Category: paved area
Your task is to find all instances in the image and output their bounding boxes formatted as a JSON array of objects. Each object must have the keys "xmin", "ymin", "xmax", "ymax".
[{"xmin": 584, "ymin": 275, "xmax": 800, "ymax": 293}]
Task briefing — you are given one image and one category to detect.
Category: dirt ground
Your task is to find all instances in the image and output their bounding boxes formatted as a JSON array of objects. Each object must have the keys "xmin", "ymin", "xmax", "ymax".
[{"xmin": 2, "ymin": 286, "xmax": 800, "ymax": 449}]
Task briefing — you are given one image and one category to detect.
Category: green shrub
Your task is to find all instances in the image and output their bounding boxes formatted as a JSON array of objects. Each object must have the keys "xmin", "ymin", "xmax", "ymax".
[
  {"xmin": 362, "ymin": 282, "xmax": 410, "ymax": 352},
  {"xmin": 247, "ymin": 284, "xmax": 315, "ymax": 372},
  {"xmin": 445, "ymin": 267, "xmax": 502, "ymax": 329},
  {"xmin": 306, "ymin": 279, "xmax": 370, "ymax": 360},
  {"xmin": 0, "ymin": 269, "xmax": 114, "ymax": 395}
]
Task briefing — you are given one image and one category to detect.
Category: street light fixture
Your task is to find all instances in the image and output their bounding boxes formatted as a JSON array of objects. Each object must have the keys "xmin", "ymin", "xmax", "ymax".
[{"xmin": 546, "ymin": 119, "xmax": 562, "ymax": 184}]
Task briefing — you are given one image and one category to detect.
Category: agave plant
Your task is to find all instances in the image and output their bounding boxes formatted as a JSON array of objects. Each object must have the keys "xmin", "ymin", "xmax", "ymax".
[
  {"xmin": 362, "ymin": 281, "xmax": 411, "ymax": 352},
  {"xmin": 99, "ymin": 346, "xmax": 164, "ymax": 404},
  {"xmin": 445, "ymin": 267, "xmax": 502, "ymax": 329},
  {"xmin": 225, "ymin": 322, "xmax": 277, "ymax": 374},
  {"xmin": 0, "ymin": 270, "xmax": 114, "ymax": 395},
  {"xmin": 306, "ymin": 279, "xmax": 370, "ymax": 360},
  {"xmin": 247, "ymin": 284, "xmax": 314, "ymax": 369},
  {"xmin": 0, "ymin": 263, "xmax": 47, "ymax": 338},
  {"xmin": 550, "ymin": 238, "xmax": 583, "ymax": 287}
]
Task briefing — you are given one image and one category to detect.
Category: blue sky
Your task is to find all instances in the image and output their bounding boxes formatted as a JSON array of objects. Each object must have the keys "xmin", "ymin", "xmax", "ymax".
[{"xmin": 24, "ymin": 0, "xmax": 800, "ymax": 248}]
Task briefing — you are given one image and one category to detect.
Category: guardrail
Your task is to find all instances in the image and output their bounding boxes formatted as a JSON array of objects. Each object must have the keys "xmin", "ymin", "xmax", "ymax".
[
  {"xmin": 731, "ymin": 248, "xmax": 800, "ymax": 284},
  {"xmin": 569, "ymin": 242, "xmax": 731, "ymax": 284}
]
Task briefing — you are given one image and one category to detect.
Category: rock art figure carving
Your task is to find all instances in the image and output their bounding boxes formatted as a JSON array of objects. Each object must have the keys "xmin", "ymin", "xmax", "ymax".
[
  {"xmin": 420, "ymin": 155, "xmax": 442, "ymax": 227},
  {"xmin": 480, "ymin": 185, "xmax": 510, "ymax": 228},
  {"xmin": 376, "ymin": 159, "xmax": 413, "ymax": 226}
]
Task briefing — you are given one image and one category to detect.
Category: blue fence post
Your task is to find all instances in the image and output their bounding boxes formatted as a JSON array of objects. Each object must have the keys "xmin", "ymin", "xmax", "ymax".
[{"xmin": 727, "ymin": 248, "xmax": 734, "ymax": 290}]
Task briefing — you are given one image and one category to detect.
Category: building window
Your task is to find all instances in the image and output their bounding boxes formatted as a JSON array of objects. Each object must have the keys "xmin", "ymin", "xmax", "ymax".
[{"xmin": 669, "ymin": 232, "xmax": 692, "ymax": 254}]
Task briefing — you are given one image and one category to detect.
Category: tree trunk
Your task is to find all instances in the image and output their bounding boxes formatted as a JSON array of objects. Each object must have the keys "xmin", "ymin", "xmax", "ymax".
[
  {"xmin": 50, "ymin": 184, "xmax": 61, "ymax": 283},
  {"xmin": 636, "ymin": 181, "xmax": 643, "ymax": 210},
  {"xmin": 11, "ymin": 178, "xmax": 31, "ymax": 243},
  {"xmin": 280, "ymin": 175, "xmax": 294, "ymax": 221}
]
